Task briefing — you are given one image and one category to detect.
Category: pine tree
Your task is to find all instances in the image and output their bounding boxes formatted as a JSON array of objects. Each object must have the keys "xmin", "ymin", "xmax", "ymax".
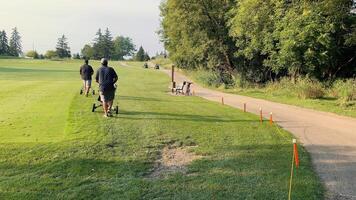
[
  {"xmin": 103, "ymin": 28, "xmax": 114, "ymax": 59},
  {"xmin": 135, "ymin": 46, "xmax": 145, "ymax": 61},
  {"xmin": 9, "ymin": 27, "xmax": 22, "ymax": 56},
  {"xmin": 93, "ymin": 29, "xmax": 104, "ymax": 59},
  {"xmin": 56, "ymin": 34, "xmax": 71, "ymax": 58},
  {"xmin": 0, "ymin": 30, "xmax": 9, "ymax": 55},
  {"xmin": 144, "ymin": 52, "xmax": 150, "ymax": 61}
]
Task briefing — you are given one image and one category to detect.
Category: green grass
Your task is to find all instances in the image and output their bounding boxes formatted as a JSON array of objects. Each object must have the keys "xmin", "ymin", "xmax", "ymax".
[{"xmin": 0, "ymin": 59, "xmax": 323, "ymax": 199}]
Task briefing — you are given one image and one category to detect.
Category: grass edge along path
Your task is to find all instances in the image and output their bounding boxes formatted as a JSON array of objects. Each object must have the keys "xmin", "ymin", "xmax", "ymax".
[{"xmin": 152, "ymin": 58, "xmax": 355, "ymax": 118}]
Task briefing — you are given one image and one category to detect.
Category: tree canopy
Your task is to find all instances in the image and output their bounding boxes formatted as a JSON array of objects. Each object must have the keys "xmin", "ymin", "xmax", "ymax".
[
  {"xmin": 84, "ymin": 28, "xmax": 137, "ymax": 60},
  {"xmin": 160, "ymin": 0, "xmax": 356, "ymax": 83}
]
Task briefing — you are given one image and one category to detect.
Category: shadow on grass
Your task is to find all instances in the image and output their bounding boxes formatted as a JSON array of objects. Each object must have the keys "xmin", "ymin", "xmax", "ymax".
[
  {"xmin": 0, "ymin": 67, "xmax": 74, "ymax": 73},
  {"xmin": 118, "ymin": 110, "xmax": 258, "ymax": 123}
]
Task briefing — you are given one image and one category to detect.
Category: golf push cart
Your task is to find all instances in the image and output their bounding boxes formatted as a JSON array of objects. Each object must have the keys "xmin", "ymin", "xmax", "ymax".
[{"xmin": 91, "ymin": 85, "xmax": 119, "ymax": 115}]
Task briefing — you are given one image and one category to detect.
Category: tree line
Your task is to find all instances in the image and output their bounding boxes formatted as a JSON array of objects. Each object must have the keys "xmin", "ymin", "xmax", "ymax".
[
  {"xmin": 0, "ymin": 27, "xmax": 22, "ymax": 57},
  {"xmin": 160, "ymin": 0, "xmax": 356, "ymax": 83},
  {"xmin": 26, "ymin": 28, "xmax": 150, "ymax": 61},
  {"xmin": 81, "ymin": 28, "xmax": 150, "ymax": 61}
]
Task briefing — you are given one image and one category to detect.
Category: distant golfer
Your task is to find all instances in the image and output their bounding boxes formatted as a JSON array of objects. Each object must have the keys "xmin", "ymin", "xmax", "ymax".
[
  {"xmin": 95, "ymin": 58, "xmax": 118, "ymax": 117},
  {"xmin": 80, "ymin": 59, "xmax": 94, "ymax": 97}
]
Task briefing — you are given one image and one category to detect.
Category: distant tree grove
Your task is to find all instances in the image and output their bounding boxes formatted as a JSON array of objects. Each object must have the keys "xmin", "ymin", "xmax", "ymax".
[
  {"xmin": 81, "ymin": 28, "xmax": 143, "ymax": 61},
  {"xmin": 0, "ymin": 27, "xmax": 22, "ymax": 57},
  {"xmin": 160, "ymin": 0, "xmax": 356, "ymax": 83}
]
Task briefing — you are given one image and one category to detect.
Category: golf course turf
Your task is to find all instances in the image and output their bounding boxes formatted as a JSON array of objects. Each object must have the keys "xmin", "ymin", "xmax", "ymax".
[{"xmin": 0, "ymin": 59, "xmax": 323, "ymax": 199}]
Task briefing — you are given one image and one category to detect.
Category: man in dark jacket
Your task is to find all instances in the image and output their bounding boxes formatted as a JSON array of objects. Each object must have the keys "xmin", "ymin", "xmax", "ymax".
[
  {"xmin": 80, "ymin": 59, "xmax": 94, "ymax": 96},
  {"xmin": 95, "ymin": 58, "xmax": 118, "ymax": 117}
]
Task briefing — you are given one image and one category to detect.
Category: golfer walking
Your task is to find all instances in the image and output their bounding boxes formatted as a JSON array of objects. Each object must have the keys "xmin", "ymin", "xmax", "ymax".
[
  {"xmin": 80, "ymin": 59, "xmax": 94, "ymax": 97},
  {"xmin": 95, "ymin": 58, "xmax": 118, "ymax": 117}
]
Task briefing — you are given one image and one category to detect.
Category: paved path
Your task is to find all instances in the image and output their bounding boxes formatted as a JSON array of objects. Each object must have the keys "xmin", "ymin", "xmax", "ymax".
[{"xmin": 163, "ymin": 69, "xmax": 356, "ymax": 200}]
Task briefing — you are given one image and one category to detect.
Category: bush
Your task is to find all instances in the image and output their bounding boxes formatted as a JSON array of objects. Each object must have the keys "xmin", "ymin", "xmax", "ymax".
[
  {"xmin": 265, "ymin": 77, "xmax": 297, "ymax": 96},
  {"xmin": 192, "ymin": 69, "xmax": 222, "ymax": 87},
  {"xmin": 296, "ymin": 78, "xmax": 325, "ymax": 99},
  {"xmin": 331, "ymin": 79, "xmax": 356, "ymax": 104}
]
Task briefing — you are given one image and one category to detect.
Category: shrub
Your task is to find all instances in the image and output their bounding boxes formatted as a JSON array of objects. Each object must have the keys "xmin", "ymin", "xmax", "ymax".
[
  {"xmin": 265, "ymin": 77, "xmax": 297, "ymax": 96},
  {"xmin": 192, "ymin": 69, "xmax": 222, "ymax": 87},
  {"xmin": 331, "ymin": 79, "xmax": 356, "ymax": 104},
  {"xmin": 296, "ymin": 78, "xmax": 325, "ymax": 99}
]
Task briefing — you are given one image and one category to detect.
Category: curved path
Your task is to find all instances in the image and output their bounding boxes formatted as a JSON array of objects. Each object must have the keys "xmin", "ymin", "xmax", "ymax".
[{"xmin": 162, "ymin": 69, "xmax": 356, "ymax": 200}]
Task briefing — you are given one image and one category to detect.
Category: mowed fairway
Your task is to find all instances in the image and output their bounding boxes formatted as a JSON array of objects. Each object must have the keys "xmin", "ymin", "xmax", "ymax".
[{"xmin": 0, "ymin": 59, "xmax": 323, "ymax": 199}]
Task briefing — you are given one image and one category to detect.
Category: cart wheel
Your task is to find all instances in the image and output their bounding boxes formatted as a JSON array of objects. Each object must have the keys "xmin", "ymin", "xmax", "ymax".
[
  {"xmin": 115, "ymin": 106, "xmax": 119, "ymax": 114},
  {"xmin": 92, "ymin": 104, "xmax": 96, "ymax": 112}
]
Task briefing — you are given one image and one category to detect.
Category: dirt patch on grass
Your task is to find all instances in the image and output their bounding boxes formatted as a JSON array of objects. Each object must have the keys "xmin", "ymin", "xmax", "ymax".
[{"xmin": 148, "ymin": 144, "xmax": 202, "ymax": 179}]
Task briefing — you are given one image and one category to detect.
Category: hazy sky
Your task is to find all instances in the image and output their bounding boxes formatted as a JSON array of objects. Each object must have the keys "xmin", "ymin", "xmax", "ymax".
[{"xmin": 0, "ymin": 0, "xmax": 164, "ymax": 56}]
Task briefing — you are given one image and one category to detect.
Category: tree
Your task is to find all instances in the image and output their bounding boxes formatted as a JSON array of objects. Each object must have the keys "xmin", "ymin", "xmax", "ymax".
[
  {"xmin": 72, "ymin": 53, "xmax": 81, "ymax": 59},
  {"xmin": 0, "ymin": 30, "xmax": 9, "ymax": 55},
  {"xmin": 56, "ymin": 35, "xmax": 71, "ymax": 58},
  {"xmin": 9, "ymin": 27, "xmax": 22, "ymax": 57},
  {"xmin": 160, "ymin": 0, "xmax": 237, "ymax": 73},
  {"xmin": 102, "ymin": 28, "xmax": 115, "ymax": 59},
  {"xmin": 26, "ymin": 50, "xmax": 39, "ymax": 59},
  {"xmin": 93, "ymin": 29, "xmax": 104, "ymax": 59},
  {"xmin": 135, "ymin": 46, "xmax": 146, "ymax": 61},
  {"xmin": 112, "ymin": 36, "xmax": 136, "ymax": 60},
  {"xmin": 45, "ymin": 50, "xmax": 58, "ymax": 59},
  {"xmin": 81, "ymin": 44, "xmax": 94, "ymax": 59},
  {"xmin": 144, "ymin": 52, "xmax": 151, "ymax": 61}
]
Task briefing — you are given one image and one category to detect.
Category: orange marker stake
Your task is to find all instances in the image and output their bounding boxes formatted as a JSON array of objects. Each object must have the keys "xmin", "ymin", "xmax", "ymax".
[
  {"xmin": 270, "ymin": 112, "xmax": 273, "ymax": 126},
  {"xmin": 259, "ymin": 108, "xmax": 263, "ymax": 124},
  {"xmin": 222, "ymin": 97, "xmax": 225, "ymax": 105},
  {"xmin": 244, "ymin": 103, "xmax": 246, "ymax": 112},
  {"xmin": 288, "ymin": 139, "xmax": 299, "ymax": 200}
]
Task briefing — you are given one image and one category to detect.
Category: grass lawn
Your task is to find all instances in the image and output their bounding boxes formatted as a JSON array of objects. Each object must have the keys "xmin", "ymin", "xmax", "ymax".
[{"xmin": 0, "ymin": 59, "xmax": 323, "ymax": 199}]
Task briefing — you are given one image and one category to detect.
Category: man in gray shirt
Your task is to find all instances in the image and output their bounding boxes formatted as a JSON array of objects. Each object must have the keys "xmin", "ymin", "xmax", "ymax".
[
  {"xmin": 80, "ymin": 59, "xmax": 94, "ymax": 97},
  {"xmin": 95, "ymin": 58, "xmax": 118, "ymax": 117}
]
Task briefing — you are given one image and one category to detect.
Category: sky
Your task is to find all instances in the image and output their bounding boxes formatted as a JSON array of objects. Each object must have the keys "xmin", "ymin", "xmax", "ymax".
[{"xmin": 0, "ymin": 0, "xmax": 164, "ymax": 56}]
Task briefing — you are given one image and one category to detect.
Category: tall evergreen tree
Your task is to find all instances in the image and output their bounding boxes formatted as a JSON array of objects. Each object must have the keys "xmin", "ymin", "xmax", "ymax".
[
  {"xmin": 103, "ymin": 28, "xmax": 115, "ymax": 59},
  {"xmin": 56, "ymin": 34, "xmax": 71, "ymax": 58},
  {"xmin": 93, "ymin": 29, "xmax": 105, "ymax": 59},
  {"xmin": 0, "ymin": 30, "xmax": 9, "ymax": 55},
  {"xmin": 9, "ymin": 27, "xmax": 22, "ymax": 57},
  {"xmin": 144, "ymin": 52, "xmax": 151, "ymax": 61},
  {"xmin": 135, "ymin": 46, "xmax": 146, "ymax": 61}
]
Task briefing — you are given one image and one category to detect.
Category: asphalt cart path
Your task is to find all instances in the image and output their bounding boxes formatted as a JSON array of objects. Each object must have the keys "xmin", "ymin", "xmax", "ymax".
[{"xmin": 162, "ymin": 69, "xmax": 356, "ymax": 200}]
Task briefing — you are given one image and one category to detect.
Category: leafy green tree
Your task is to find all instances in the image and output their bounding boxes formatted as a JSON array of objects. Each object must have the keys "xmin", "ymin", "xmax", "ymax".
[
  {"xmin": 81, "ymin": 44, "xmax": 94, "ymax": 59},
  {"xmin": 26, "ymin": 50, "xmax": 39, "ymax": 59},
  {"xmin": 9, "ymin": 27, "xmax": 22, "ymax": 56},
  {"xmin": 45, "ymin": 50, "xmax": 58, "ymax": 59},
  {"xmin": 56, "ymin": 35, "xmax": 71, "ymax": 58},
  {"xmin": 0, "ymin": 30, "xmax": 9, "ymax": 55},
  {"xmin": 160, "ymin": 0, "xmax": 237, "ymax": 74},
  {"xmin": 112, "ymin": 36, "xmax": 136, "ymax": 60}
]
